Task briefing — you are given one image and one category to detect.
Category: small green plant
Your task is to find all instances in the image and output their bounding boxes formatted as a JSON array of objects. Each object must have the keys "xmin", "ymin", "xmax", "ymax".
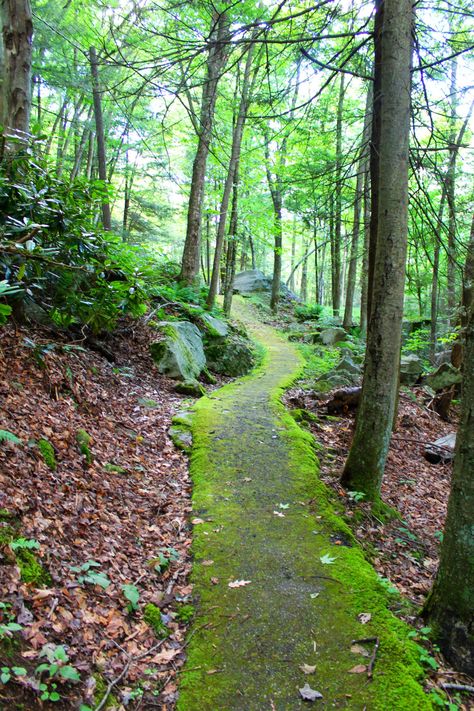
[
  {"xmin": 347, "ymin": 490, "xmax": 366, "ymax": 503},
  {"xmin": 294, "ymin": 304, "xmax": 323, "ymax": 322},
  {"xmin": 143, "ymin": 604, "xmax": 169, "ymax": 638},
  {"xmin": 175, "ymin": 604, "xmax": 195, "ymax": 623},
  {"xmin": 71, "ymin": 560, "xmax": 110, "ymax": 589},
  {"xmin": 10, "ymin": 537, "xmax": 40, "ymax": 552},
  {"xmin": 122, "ymin": 584, "xmax": 140, "ymax": 613},
  {"xmin": 0, "ymin": 430, "xmax": 22, "ymax": 445},
  {"xmin": 1, "ymin": 665, "xmax": 27, "ymax": 683},
  {"xmin": 0, "ymin": 280, "xmax": 22, "ymax": 324},
  {"xmin": 0, "ymin": 603, "xmax": 22, "ymax": 640},
  {"xmin": 147, "ymin": 547, "xmax": 179, "ymax": 574},
  {"xmin": 36, "ymin": 643, "xmax": 81, "ymax": 682},
  {"xmin": 38, "ymin": 439, "xmax": 57, "ymax": 470},
  {"xmin": 76, "ymin": 429, "xmax": 93, "ymax": 464}
]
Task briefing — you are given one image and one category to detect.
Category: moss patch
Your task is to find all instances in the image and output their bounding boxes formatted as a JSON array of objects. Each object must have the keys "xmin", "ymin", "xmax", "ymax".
[
  {"xmin": 16, "ymin": 550, "xmax": 52, "ymax": 587},
  {"xmin": 76, "ymin": 429, "xmax": 92, "ymax": 464},
  {"xmin": 144, "ymin": 604, "xmax": 169, "ymax": 639},
  {"xmin": 178, "ymin": 297, "xmax": 432, "ymax": 710},
  {"xmin": 38, "ymin": 439, "xmax": 57, "ymax": 471}
]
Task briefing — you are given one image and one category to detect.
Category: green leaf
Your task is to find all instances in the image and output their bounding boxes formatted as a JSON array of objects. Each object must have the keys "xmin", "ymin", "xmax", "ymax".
[
  {"xmin": 1, "ymin": 670, "xmax": 11, "ymax": 684},
  {"xmin": 59, "ymin": 665, "xmax": 81, "ymax": 681},
  {"xmin": 49, "ymin": 691, "xmax": 61, "ymax": 701},
  {"xmin": 320, "ymin": 554, "xmax": 336, "ymax": 565},
  {"xmin": 85, "ymin": 571, "xmax": 110, "ymax": 589},
  {"xmin": 122, "ymin": 584, "xmax": 140, "ymax": 610},
  {"xmin": 10, "ymin": 537, "xmax": 40, "ymax": 551},
  {"xmin": 0, "ymin": 430, "xmax": 22, "ymax": 445},
  {"xmin": 12, "ymin": 667, "xmax": 27, "ymax": 676}
]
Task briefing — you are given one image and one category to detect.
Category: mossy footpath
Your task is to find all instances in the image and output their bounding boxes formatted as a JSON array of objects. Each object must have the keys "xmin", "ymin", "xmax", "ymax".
[{"xmin": 178, "ymin": 298, "xmax": 433, "ymax": 710}]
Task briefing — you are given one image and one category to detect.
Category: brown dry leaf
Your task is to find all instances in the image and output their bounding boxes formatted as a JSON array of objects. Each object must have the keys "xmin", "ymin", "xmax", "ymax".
[
  {"xmin": 300, "ymin": 663, "xmax": 316, "ymax": 675},
  {"xmin": 228, "ymin": 579, "xmax": 251, "ymax": 588},
  {"xmin": 348, "ymin": 664, "xmax": 368, "ymax": 674},
  {"xmin": 211, "ymin": 577, "xmax": 219, "ymax": 585},
  {"xmin": 350, "ymin": 644, "xmax": 370, "ymax": 657},
  {"xmin": 151, "ymin": 647, "xmax": 181, "ymax": 664}
]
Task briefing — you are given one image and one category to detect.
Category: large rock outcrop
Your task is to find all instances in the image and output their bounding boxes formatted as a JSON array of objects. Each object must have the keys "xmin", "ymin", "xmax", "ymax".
[
  {"xmin": 233, "ymin": 269, "xmax": 298, "ymax": 301},
  {"xmin": 150, "ymin": 321, "xmax": 206, "ymax": 382}
]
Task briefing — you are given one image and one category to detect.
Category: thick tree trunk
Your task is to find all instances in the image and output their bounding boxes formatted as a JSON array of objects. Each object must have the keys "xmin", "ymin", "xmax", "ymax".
[
  {"xmin": 360, "ymin": 164, "xmax": 370, "ymax": 336},
  {"xmin": 341, "ymin": 0, "xmax": 413, "ymax": 500},
  {"xmin": 0, "ymin": 0, "xmax": 33, "ymax": 149},
  {"xmin": 425, "ymin": 213, "xmax": 474, "ymax": 675},
  {"xmin": 223, "ymin": 169, "xmax": 239, "ymax": 316},
  {"xmin": 179, "ymin": 12, "xmax": 229, "ymax": 285},
  {"xmin": 89, "ymin": 47, "xmax": 112, "ymax": 231},
  {"xmin": 206, "ymin": 44, "xmax": 254, "ymax": 309},
  {"xmin": 446, "ymin": 59, "xmax": 458, "ymax": 323}
]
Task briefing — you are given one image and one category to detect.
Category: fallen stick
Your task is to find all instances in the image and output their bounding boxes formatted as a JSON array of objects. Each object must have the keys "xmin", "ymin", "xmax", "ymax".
[
  {"xmin": 441, "ymin": 683, "xmax": 474, "ymax": 694},
  {"xmin": 351, "ymin": 637, "xmax": 380, "ymax": 679}
]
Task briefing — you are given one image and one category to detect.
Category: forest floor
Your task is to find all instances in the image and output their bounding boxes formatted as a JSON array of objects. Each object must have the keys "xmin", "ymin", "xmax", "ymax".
[
  {"xmin": 179, "ymin": 298, "xmax": 435, "ymax": 710},
  {"xmin": 0, "ymin": 320, "xmax": 200, "ymax": 710}
]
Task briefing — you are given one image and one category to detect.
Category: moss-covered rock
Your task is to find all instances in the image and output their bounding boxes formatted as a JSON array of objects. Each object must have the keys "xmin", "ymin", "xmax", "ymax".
[
  {"xmin": 175, "ymin": 380, "xmax": 206, "ymax": 398},
  {"xmin": 204, "ymin": 335, "xmax": 255, "ymax": 377},
  {"xmin": 16, "ymin": 549, "xmax": 52, "ymax": 587},
  {"xmin": 150, "ymin": 321, "xmax": 206, "ymax": 382},
  {"xmin": 76, "ymin": 429, "xmax": 92, "ymax": 464},
  {"xmin": 144, "ymin": 603, "xmax": 169, "ymax": 639}
]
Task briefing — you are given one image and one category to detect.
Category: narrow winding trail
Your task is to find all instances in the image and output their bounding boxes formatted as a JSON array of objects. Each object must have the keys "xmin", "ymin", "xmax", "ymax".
[{"xmin": 178, "ymin": 299, "xmax": 430, "ymax": 710}]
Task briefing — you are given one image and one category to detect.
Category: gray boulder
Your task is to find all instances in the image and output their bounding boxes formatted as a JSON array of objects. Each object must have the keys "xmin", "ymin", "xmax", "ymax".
[
  {"xmin": 205, "ymin": 335, "xmax": 255, "ymax": 377},
  {"xmin": 400, "ymin": 354, "xmax": 424, "ymax": 385},
  {"xmin": 150, "ymin": 321, "xmax": 206, "ymax": 381},
  {"xmin": 199, "ymin": 312, "xmax": 229, "ymax": 338},
  {"xmin": 335, "ymin": 356, "xmax": 361, "ymax": 376},
  {"xmin": 423, "ymin": 362, "xmax": 461, "ymax": 392},
  {"xmin": 316, "ymin": 327, "xmax": 347, "ymax": 346},
  {"xmin": 233, "ymin": 269, "xmax": 298, "ymax": 300}
]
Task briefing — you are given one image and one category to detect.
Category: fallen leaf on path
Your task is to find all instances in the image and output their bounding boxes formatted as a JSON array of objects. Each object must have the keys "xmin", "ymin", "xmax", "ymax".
[
  {"xmin": 273, "ymin": 511, "xmax": 285, "ymax": 518},
  {"xmin": 191, "ymin": 518, "xmax": 205, "ymax": 525},
  {"xmin": 299, "ymin": 683, "xmax": 323, "ymax": 701},
  {"xmin": 279, "ymin": 503, "xmax": 289, "ymax": 509},
  {"xmin": 348, "ymin": 664, "xmax": 368, "ymax": 674},
  {"xmin": 357, "ymin": 612, "xmax": 372, "ymax": 624},
  {"xmin": 350, "ymin": 644, "xmax": 370, "ymax": 657},
  {"xmin": 211, "ymin": 577, "xmax": 219, "ymax": 585},
  {"xmin": 228, "ymin": 580, "xmax": 251, "ymax": 588},
  {"xmin": 242, "ymin": 477, "xmax": 252, "ymax": 482},
  {"xmin": 201, "ymin": 560, "xmax": 214, "ymax": 566},
  {"xmin": 300, "ymin": 664, "xmax": 316, "ymax": 675},
  {"xmin": 320, "ymin": 554, "xmax": 336, "ymax": 565},
  {"xmin": 310, "ymin": 593, "xmax": 320, "ymax": 599}
]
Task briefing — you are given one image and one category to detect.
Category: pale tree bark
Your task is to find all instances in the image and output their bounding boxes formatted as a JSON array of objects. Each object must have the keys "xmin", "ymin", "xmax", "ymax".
[
  {"xmin": 223, "ymin": 167, "xmax": 239, "ymax": 316},
  {"xmin": 179, "ymin": 12, "xmax": 229, "ymax": 284},
  {"xmin": 300, "ymin": 238, "xmax": 309, "ymax": 302},
  {"xmin": 341, "ymin": 0, "xmax": 413, "ymax": 500},
  {"xmin": 206, "ymin": 43, "xmax": 255, "ymax": 309},
  {"xmin": 359, "ymin": 164, "xmax": 370, "ymax": 336},
  {"xmin": 343, "ymin": 86, "xmax": 371, "ymax": 331},
  {"xmin": 89, "ymin": 46, "xmax": 112, "ymax": 231},
  {"xmin": 425, "ymin": 213, "xmax": 474, "ymax": 676},
  {"xmin": 0, "ymin": 0, "xmax": 33, "ymax": 150}
]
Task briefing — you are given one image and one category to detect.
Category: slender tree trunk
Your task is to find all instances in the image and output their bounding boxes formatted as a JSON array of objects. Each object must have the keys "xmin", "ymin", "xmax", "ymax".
[
  {"xmin": 313, "ymin": 215, "xmax": 320, "ymax": 303},
  {"xmin": 332, "ymin": 74, "xmax": 345, "ymax": 317},
  {"xmin": 341, "ymin": 0, "xmax": 413, "ymax": 500},
  {"xmin": 223, "ymin": 168, "xmax": 240, "ymax": 316},
  {"xmin": 70, "ymin": 108, "xmax": 93, "ymax": 180},
  {"xmin": 207, "ymin": 44, "xmax": 254, "ymax": 309},
  {"xmin": 425, "ymin": 212, "xmax": 474, "ymax": 676},
  {"xmin": 446, "ymin": 59, "xmax": 458, "ymax": 323},
  {"xmin": 89, "ymin": 46, "xmax": 111, "ymax": 231},
  {"xmin": 344, "ymin": 86, "xmax": 371, "ymax": 331},
  {"xmin": 179, "ymin": 12, "xmax": 229, "ymax": 284},
  {"xmin": 289, "ymin": 220, "xmax": 297, "ymax": 293},
  {"xmin": 300, "ymin": 239, "xmax": 309, "ymax": 302},
  {"xmin": 0, "ymin": 0, "xmax": 33, "ymax": 151},
  {"xmin": 57, "ymin": 96, "xmax": 84, "ymax": 177}
]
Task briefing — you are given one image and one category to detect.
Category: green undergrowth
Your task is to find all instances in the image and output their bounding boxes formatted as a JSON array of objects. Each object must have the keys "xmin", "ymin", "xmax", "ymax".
[
  {"xmin": 0, "ymin": 515, "xmax": 51, "ymax": 587},
  {"xmin": 179, "ymin": 302, "xmax": 433, "ymax": 710}
]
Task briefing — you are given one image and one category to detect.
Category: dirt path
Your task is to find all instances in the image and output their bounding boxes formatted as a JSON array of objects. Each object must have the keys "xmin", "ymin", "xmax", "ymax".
[{"xmin": 178, "ymin": 299, "xmax": 431, "ymax": 710}]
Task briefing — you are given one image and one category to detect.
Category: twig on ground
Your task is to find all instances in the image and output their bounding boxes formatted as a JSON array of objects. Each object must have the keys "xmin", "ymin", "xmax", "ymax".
[
  {"xmin": 352, "ymin": 637, "xmax": 380, "ymax": 679},
  {"xmin": 441, "ymin": 683, "xmax": 474, "ymax": 694}
]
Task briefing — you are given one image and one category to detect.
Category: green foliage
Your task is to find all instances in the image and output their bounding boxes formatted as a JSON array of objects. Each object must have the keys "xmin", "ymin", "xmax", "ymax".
[
  {"xmin": 17, "ymin": 549, "xmax": 52, "ymax": 586},
  {"xmin": 175, "ymin": 604, "xmax": 195, "ymax": 623},
  {"xmin": 143, "ymin": 603, "xmax": 169, "ymax": 639},
  {"xmin": 38, "ymin": 438, "xmax": 57, "ymax": 470},
  {"xmin": 147, "ymin": 547, "xmax": 179, "ymax": 574},
  {"xmin": 71, "ymin": 560, "xmax": 110, "ymax": 589},
  {"xmin": 10, "ymin": 537, "xmax": 40, "ymax": 551},
  {"xmin": 36, "ymin": 643, "xmax": 81, "ymax": 682},
  {"xmin": 0, "ymin": 430, "xmax": 22, "ymax": 445},
  {"xmin": 122, "ymin": 584, "xmax": 140, "ymax": 612},
  {"xmin": 402, "ymin": 328, "xmax": 430, "ymax": 357},
  {"xmin": 0, "ymin": 280, "xmax": 22, "ymax": 324},
  {"xmin": 0, "ymin": 602, "xmax": 23, "ymax": 640},
  {"xmin": 294, "ymin": 304, "xmax": 323, "ymax": 322},
  {"xmin": 76, "ymin": 429, "xmax": 92, "ymax": 463}
]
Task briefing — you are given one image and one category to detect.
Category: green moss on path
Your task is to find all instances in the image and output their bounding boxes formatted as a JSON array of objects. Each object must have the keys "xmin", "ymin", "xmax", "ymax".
[{"xmin": 178, "ymin": 298, "xmax": 432, "ymax": 710}]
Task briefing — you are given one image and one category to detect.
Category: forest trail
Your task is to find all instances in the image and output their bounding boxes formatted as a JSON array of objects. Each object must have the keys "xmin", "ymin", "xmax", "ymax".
[{"xmin": 178, "ymin": 298, "xmax": 430, "ymax": 711}]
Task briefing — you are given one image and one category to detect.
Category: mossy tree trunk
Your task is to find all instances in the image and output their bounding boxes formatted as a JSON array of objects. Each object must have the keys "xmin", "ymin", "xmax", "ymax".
[
  {"xmin": 340, "ymin": 0, "xmax": 413, "ymax": 499},
  {"xmin": 425, "ymin": 213, "xmax": 474, "ymax": 675}
]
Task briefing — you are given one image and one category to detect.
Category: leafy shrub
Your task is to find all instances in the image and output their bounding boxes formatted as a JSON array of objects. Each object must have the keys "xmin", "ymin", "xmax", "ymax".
[{"xmin": 294, "ymin": 304, "xmax": 323, "ymax": 322}]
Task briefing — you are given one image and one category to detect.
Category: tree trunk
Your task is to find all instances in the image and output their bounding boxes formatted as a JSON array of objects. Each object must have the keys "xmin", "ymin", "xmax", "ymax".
[
  {"xmin": 446, "ymin": 58, "xmax": 458, "ymax": 323},
  {"xmin": 425, "ymin": 213, "xmax": 474, "ymax": 676},
  {"xmin": 0, "ymin": 0, "xmax": 33, "ymax": 150},
  {"xmin": 179, "ymin": 12, "xmax": 229, "ymax": 284},
  {"xmin": 360, "ymin": 164, "xmax": 370, "ymax": 336},
  {"xmin": 223, "ymin": 168, "xmax": 240, "ymax": 316},
  {"xmin": 89, "ymin": 46, "xmax": 112, "ymax": 231},
  {"xmin": 206, "ymin": 44, "xmax": 254, "ymax": 309},
  {"xmin": 341, "ymin": 0, "xmax": 413, "ymax": 500},
  {"xmin": 332, "ymin": 74, "xmax": 345, "ymax": 317},
  {"xmin": 300, "ymin": 239, "xmax": 309, "ymax": 302}
]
